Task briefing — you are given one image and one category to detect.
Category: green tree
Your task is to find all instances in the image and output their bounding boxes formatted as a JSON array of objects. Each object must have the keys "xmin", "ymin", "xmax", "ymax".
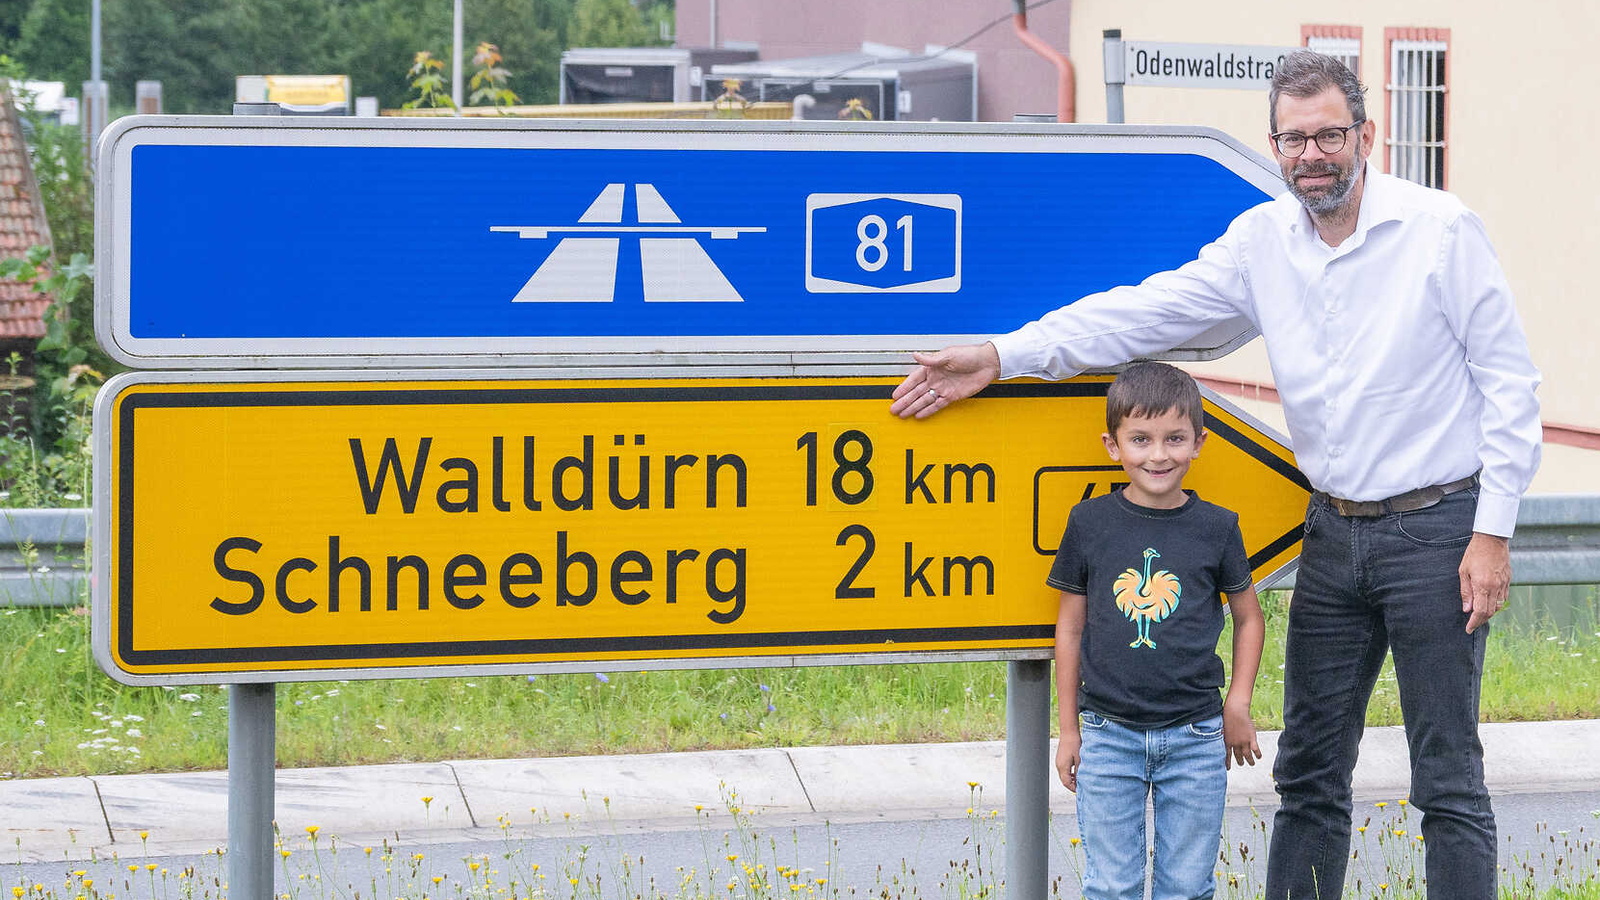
[
  {"xmin": 568, "ymin": 0, "xmax": 660, "ymax": 49},
  {"xmin": 11, "ymin": 0, "xmax": 90, "ymax": 88}
]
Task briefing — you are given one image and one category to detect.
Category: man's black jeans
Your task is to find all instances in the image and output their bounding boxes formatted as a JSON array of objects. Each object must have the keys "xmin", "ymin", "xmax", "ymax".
[{"xmin": 1266, "ymin": 489, "xmax": 1495, "ymax": 900}]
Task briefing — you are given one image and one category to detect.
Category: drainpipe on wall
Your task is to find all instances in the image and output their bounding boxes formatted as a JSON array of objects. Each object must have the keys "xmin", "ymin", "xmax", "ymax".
[{"xmin": 1011, "ymin": 0, "xmax": 1075, "ymax": 122}]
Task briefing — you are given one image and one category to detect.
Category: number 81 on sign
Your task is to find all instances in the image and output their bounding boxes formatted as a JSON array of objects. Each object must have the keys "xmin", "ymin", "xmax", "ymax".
[{"xmin": 805, "ymin": 193, "xmax": 961, "ymax": 293}]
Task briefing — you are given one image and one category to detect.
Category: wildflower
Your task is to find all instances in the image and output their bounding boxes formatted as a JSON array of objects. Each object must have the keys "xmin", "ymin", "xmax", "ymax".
[
  {"xmin": 727, "ymin": 855, "xmax": 739, "ymax": 863},
  {"xmin": 1394, "ymin": 829, "xmax": 1406, "ymax": 837},
  {"xmin": 306, "ymin": 825, "xmax": 320, "ymax": 837},
  {"xmin": 139, "ymin": 830, "xmax": 149, "ymax": 840},
  {"xmin": 1398, "ymin": 798, "xmax": 1408, "ymax": 806},
  {"xmin": 364, "ymin": 848, "xmax": 374, "ymax": 856},
  {"xmin": 1376, "ymin": 801, "xmax": 1389, "ymax": 808},
  {"xmin": 281, "ymin": 850, "xmax": 291, "ymax": 859},
  {"xmin": 421, "ymin": 796, "xmax": 433, "ymax": 807},
  {"xmin": 433, "ymin": 877, "xmax": 444, "ymax": 885},
  {"xmin": 595, "ymin": 673, "xmax": 610, "ymax": 684},
  {"xmin": 759, "ymin": 684, "xmax": 771, "ymax": 692},
  {"xmin": 967, "ymin": 781, "xmax": 979, "ymax": 789},
  {"xmin": 1070, "ymin": 837, "xmax": 1081, "ymax": 846}
]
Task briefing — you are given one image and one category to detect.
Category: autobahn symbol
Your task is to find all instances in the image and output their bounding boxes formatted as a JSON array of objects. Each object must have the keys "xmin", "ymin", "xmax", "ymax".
[{"xmin": 492, "ymin": 183, "xmax": 767, "ymax": 303}]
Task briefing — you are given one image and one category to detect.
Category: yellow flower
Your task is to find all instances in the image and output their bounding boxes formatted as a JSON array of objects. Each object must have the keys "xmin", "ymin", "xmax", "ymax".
[
  {"xmin": 306, "ymin": 825, "xmax": 320, "ymax": 837},
  {"xmin": 421, "ymin": 796, "xmax": 433, "ymax": 806},
  {"xmin": 1393, "ymin": 829, "xmax": 1406, "ymax": 837},
  {"xmin": 816, "ymin": 879, "xmax": 828, "ymax": 886},
  {"xmin": 13, "ymin": 887, "xmax": 25, "ymax": 898},
  {"xmin": 432, "ymin": 876, "xmax": 443, "ymax": 885},
  {"xmin": 138, "ymin": 830, "xmax": 149, "ymax": 841},
  {"xmin": 1358, "ymin": 826, "xmax": 1367, "ymax": 833},
  {"xmin": 1398, "ymin": 798, "xmax": 1408, "ymax": 806},
  {"xmin": 364, "ymin": 847, "xmax": 373, "ymax": 856},
  {"xmin": 128, "ymin": 865, "xmax": 139, "ymax": 873},
  {"xmin": 281, "ymin": 850, "xmax": 292, "ymax": 859},
  {"xmin": 967, "ymin": 781, "xmax": 979, "ymax": 788},
  {"xmin": 1376, "ymin": 801, "xmax": 1389, "ymax": 808},
  {"xmin": 569, "ymin": 879, "xmax": 579, "ymax": 887},
  {"xmin": 727, "ymin": 855, "xmax": 739, "ymax": 863},
  {"xmin": 146, "ymin": 865, "xmax": 157, "ymax": 872}
]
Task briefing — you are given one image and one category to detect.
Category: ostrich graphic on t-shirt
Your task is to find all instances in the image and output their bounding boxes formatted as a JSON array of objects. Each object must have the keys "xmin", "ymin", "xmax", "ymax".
[{"xmin": 1112, "ymin": 548, "xmax": 1182, "ymax": 649}]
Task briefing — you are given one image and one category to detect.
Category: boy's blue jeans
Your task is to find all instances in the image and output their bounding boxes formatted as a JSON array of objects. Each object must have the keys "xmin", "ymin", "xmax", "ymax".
[
  {"xmin": 1266, "ymin": 489, "xmax": 1495, "ymax": 899},
  {"xmin": 1076, "ymin": 710, "xmax": 1227, "ymax": 900}
]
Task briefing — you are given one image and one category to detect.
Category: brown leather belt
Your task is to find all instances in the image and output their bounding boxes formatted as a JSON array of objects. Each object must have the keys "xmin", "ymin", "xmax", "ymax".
[{"xmin": 1319, "ymin": 474, "xmax": 1479, "ymax": 517}]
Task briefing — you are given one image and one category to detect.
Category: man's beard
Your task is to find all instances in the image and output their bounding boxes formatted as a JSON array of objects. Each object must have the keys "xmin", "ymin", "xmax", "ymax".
[{"xmin": 1286, "ymin": 156, "xmax": 1360, "ymax": 216}]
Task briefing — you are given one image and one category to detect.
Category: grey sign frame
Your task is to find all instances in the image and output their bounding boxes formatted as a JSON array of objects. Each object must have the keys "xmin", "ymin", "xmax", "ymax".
[{"xmin": 95, "ymin": 116, "xmax": 1285, "ymax": 371}]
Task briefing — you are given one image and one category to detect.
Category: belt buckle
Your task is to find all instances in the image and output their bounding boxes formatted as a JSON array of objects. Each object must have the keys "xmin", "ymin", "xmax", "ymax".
[{"xmin": 1388, "ymin": 485, "xmax": 1445, "ymax": 514}]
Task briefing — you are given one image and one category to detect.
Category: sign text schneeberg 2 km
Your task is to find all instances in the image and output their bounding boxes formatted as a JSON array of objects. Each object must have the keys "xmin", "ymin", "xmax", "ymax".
[
  {"xmin": 94, "ymin": 117, "xmax": 1285, "ymax": 368},
  {"xmin": 93, "ymin": 374, "xmax": 1308, "ymax": 684}
]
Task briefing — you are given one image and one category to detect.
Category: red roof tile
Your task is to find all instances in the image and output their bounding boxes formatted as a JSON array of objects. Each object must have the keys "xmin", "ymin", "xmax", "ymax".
[{"xmin": 0, "ymin": 83, "xmax": 53, "ymax": 342}]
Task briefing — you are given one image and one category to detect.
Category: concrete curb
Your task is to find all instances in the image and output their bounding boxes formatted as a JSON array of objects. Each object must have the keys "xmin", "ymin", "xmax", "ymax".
[{"xmin": 3, "ymin": 719, "xmax": 1598, "ymax": 862}]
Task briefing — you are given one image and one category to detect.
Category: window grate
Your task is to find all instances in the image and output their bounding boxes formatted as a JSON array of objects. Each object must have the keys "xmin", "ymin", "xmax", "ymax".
[{"xmin": 1387, "ymin": 39, "xmax": 1447, "ymax": 188}]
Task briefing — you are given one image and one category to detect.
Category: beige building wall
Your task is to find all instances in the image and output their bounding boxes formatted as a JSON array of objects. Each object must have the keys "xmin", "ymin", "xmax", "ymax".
[{"xmin": 1067, "ymin": 1, "xmax": 1600, "ymax": 454}]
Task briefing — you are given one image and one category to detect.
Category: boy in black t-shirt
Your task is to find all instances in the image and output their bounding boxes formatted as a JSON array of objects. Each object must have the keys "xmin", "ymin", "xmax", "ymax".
[{"xmin": 1050, "ymin": 362, "xmax": 1265, "ymax": 900}]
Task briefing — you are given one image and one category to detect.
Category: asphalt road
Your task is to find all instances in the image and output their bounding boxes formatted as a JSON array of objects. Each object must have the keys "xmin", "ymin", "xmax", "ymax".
[{"xmin": 10, "ymin": 787, "xmax": 1597, "ymax": 898}]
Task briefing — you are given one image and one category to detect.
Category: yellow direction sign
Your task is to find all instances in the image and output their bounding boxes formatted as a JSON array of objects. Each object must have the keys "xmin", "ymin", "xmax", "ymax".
[{"xmin": 93, "ymin": 374, "xmax": 1309, "ymax": 683}]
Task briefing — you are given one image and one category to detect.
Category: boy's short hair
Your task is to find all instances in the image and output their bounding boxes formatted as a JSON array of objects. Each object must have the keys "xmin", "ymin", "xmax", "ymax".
[{"xmin": 1105, "ymin": 361, "xmax": 1205, "ymax": 435}]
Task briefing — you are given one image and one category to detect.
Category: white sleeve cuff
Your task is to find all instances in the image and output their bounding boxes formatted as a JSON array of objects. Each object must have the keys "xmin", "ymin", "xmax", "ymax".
[{"xmin": 1472, "ymin": 490, "xmax": 1521, "ymax": 538}]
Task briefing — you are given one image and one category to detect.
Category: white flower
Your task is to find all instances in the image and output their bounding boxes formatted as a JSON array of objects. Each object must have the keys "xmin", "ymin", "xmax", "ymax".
[
  {"xmin": 125, "ymin": 714, "xmax": 144, "ymax": 722},
  {"xmin": 178, "ymin": 693, "xmax": 201, "ymax": 702},
  {"xmin": 126, "ymin": 729, "xmax": 143, "ymax": 738}
]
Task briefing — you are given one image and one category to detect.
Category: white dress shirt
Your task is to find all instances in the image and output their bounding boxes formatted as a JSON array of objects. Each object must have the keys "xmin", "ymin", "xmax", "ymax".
[{"xmin": 991, "ymin": 166, "xmax": 1542, "ymax": 537}]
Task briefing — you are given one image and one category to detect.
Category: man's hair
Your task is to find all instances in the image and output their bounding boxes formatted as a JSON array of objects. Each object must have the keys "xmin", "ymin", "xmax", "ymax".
[
  {"xmin": 1269, "ymin": 50, "xmax": 1366, "ymax": 132},
  {"xmin": 1106, "ymin": 361, "xmax": 1204, "ymax": 436}
]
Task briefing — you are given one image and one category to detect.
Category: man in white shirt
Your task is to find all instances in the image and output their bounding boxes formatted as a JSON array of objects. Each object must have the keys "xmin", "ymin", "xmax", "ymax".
[{"xmin": 890, "ymin": 51, "xmax": 1540, "ymax": 900}]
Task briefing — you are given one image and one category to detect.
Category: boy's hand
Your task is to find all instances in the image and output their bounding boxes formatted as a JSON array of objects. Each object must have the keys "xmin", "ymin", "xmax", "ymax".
[
  {"xmin": 1056, "ymin": 727, "xmax": 1082, "ymax": 791},
  {"xmin": 1223, "ymin": 703, "xmax": 1261, "ymax": 770}
]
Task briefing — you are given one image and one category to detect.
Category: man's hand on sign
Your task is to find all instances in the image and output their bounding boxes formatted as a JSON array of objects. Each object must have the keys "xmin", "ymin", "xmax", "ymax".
[{"xmin": 890, "ymin": 342, "xmax": 1001, "ymax": 419}]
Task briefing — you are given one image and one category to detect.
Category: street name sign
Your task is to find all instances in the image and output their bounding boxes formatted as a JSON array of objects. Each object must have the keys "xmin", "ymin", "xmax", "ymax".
[
  {"xmin": 93, "ymin": 372, "xmax": 1309, "ymax": 684},
  {"xmin": 95, "ymin": 117, "xmax": 1284, "ymax": 369},
  {"xmin": 1122, "ymin": 42, "xmax": 1300, "ymax": 90}
]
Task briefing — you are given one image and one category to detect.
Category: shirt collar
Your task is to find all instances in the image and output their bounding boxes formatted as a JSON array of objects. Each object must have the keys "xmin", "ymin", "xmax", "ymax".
[{"xmin": 1285, "ymin": 161, "xmax": 1401, "ymax": 244}]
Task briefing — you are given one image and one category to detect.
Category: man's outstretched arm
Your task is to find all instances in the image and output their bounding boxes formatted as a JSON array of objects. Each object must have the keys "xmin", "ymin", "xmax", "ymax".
[{"xmin": 889, "ymin": 342, "xmax": 1001, "ymax": 418}]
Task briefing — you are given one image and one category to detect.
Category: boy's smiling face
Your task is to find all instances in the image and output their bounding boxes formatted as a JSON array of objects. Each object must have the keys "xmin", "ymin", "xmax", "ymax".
[{"xmin": 1103, "ymin": 407, "xmax": 1206, "ymax": 509}]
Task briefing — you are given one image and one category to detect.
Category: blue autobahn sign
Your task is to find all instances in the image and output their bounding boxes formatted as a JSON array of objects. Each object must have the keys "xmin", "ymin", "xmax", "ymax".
[{"xmin": 95, "ymin": 117, "xmax": 1285, "ymax": 368}]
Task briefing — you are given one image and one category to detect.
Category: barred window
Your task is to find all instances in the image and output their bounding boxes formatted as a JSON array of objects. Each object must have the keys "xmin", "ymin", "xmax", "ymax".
[
  {"xmin": 1306, "ymin": 35, "xmax": 1361, "ymax": 78},
  {"xmin": 1387, "ymin": 34, "xmax": 1448, "ymax": 188}
]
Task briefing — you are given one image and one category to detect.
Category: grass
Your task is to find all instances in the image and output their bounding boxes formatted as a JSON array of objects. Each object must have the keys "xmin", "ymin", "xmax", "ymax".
[{"xmin": 1, "ymin": 592, "xmax": 1597, "ymax": 778}]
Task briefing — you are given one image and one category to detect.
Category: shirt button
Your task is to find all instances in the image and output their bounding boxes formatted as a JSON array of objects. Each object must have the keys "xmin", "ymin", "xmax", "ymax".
[{"xmin": 1330, "ymin": 446, "xmax": 1343, "ymax": 457}]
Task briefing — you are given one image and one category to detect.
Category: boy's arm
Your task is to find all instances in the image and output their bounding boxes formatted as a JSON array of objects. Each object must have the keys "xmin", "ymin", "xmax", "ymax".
[
  {"xmin": 1055, "ymin": 591, "xmax": 1087, "ymax": 791},
  {"xmin": 1223, "ymin": 585, "xmax": 1265, "ymax": 769}
]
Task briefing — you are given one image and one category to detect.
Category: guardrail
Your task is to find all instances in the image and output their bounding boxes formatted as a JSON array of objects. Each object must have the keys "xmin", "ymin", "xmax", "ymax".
[
  {"xmin": 0, "ymin": 508, "xmax": 89, "ymax": 606},
  {"xmin": 5, "ymin": 496, "xmax": 1599, "ymax": 608}
]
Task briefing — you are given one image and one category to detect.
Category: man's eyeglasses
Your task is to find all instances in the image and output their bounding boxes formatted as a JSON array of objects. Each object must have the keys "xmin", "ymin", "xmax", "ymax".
[{"xmin": 1270, "ymin": 120, "xmax": 1366, "ymax": 158}]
